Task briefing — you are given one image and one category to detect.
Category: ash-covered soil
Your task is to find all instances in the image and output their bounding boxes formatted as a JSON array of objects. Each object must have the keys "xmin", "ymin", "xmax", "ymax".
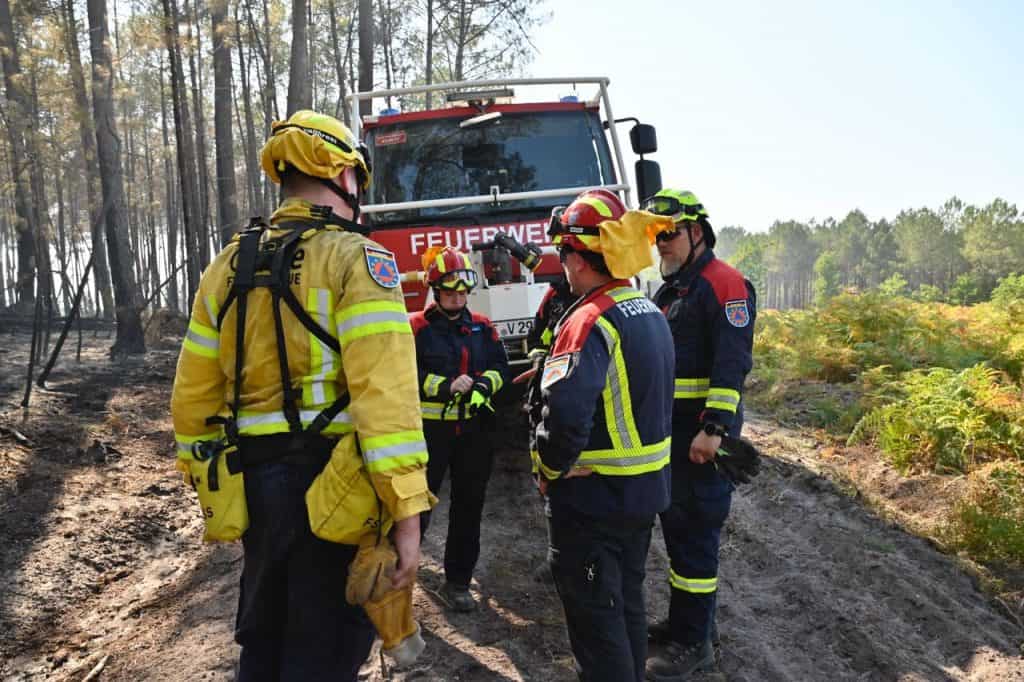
[{"xmin": 0, "ymin": 327, "xmax": 1020, "ymax": 681}]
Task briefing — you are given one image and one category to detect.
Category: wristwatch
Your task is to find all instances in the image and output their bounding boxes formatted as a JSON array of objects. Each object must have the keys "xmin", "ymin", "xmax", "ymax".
[{"xmin": 702, "ymin": 422, "xmax": 727, "ymax": 438}]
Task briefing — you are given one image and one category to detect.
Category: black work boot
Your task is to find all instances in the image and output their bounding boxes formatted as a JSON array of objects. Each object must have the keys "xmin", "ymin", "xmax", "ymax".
[
  {"xmin": 645, "ymin": 640, "xmax": 714, "ymax": 681},
  {"xmin": 439, "ymin": 582, "xmax": 476, "ymax": 612},
  {"xmin": 649, "ymin": 618, "xmax": 718, "ymax": 648}
]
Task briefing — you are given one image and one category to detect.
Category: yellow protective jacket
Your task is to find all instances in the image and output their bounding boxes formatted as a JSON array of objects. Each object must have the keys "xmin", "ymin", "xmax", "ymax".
[{"xmin": 170, "ymin": 198, "xmax": 431, "ymax": 522}]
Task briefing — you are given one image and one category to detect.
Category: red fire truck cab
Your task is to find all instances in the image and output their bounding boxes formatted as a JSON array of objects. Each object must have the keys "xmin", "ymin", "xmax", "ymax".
[{"xmin": 347, "ymin": 77, "xmax": 661, "ymax": 360}]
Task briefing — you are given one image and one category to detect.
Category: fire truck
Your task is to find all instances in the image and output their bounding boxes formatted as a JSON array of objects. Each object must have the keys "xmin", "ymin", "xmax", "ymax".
[{"xmin": 347, "ymin": 77, "xmax": 662, "ymax": 361}]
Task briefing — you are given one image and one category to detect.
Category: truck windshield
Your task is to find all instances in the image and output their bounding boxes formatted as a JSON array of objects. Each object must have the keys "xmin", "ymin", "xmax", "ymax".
[{"xmin": 365, "ymin": 110, "xmax": 615, "ymax": 225}]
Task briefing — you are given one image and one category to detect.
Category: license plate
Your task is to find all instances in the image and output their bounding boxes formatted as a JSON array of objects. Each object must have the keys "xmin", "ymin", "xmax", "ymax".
[{"xmin": 497, "ymin": 318, "xmax": 534, "ymax": 339}]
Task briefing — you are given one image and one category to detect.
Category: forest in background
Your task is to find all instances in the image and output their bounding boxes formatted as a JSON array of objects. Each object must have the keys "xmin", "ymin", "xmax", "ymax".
[
  {"xmin": 0, "ymin": 0, "xmax": 546, "ymax": 352},
  {"xmin": 716, "ymin": 198, "xmax": 1024, "ymax": 310}
]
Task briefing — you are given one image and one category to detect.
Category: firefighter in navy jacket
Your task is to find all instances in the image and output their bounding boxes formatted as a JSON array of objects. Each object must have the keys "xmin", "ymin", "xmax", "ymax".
[
  {"xmin": 643, "ymin": 189, "xmax": 757, "ymax": 681},
  {"xmin": 410, "ymin": 246, "xmax": 509, "ymax": 613},
  {"xmin": 533, "ymin": 189, "xmax": 676, "ymax": 682}
]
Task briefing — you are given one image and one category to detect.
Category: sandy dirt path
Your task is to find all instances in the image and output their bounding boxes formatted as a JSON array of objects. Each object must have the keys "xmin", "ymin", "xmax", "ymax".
[{"xmin": 0, "ymin": 330, "xmax": 1020, "ymax": 680}]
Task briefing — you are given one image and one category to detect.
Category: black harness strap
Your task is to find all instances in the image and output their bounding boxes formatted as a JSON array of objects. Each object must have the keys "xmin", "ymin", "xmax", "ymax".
[
  {"xmin": 210, "ymin": 216, "xmax": 351, "ymax": 453},
  {"xmin": 268, "ymin": 228, "xmax": 307, "ymax": 433},
  {"xmin": 229, "ymin": 225, "xmax": 262, "ymax": 440}
]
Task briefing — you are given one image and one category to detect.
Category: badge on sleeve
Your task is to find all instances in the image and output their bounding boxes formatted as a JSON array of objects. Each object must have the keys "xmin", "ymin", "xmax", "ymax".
[
  {"xmin": 725, "ymin": 299, "xmax": 750, "ymax": 327},
  {"xmin": 364, "ymin": 245, "xmax": 400, "ymax": 288},
  {"xmin": 541, "ymin": 353, "xmax": 573, "ymax": 390}
]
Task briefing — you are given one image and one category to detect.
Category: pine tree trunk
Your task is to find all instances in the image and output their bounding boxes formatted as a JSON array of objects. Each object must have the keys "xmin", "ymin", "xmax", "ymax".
[
  {"xmin": 327, "ymin": 0, "xmax": 347, "ymax": 121},
  {"xmin": 235, "ymin": 9, "xmax": 262, "ymax": 217},
  {"xmin": 86, "ymin": 0, "xmax": 145, "ymax": 354},
  {"xmin": 158, "ymin": 59, "xmax": 180, "ymax": 312},
  {"xmin": 163, "ymin": 0, "xmax": 203, "ymax": 303},
  {"xmin": 63, "ymin": 0, "xmax": 114, "ymax": 320},
  {"xmin": 26, "ymin": 60, "xmax": 52, "ymax": 309},
  {"xmin": 425, "ymin": 0, "xmax": 434, "ymax": 109},
  {"xmin": 0, "ymin": 0, "xmax": 38, "ymax": 309},
  {"xmin": 211, "ymin": 0, "xmax": 240, "ymax": 245},
  {"xmin": 287, "ymin": 0, "xmax": 311, "ymax": 115},
  {"xmin": 358, "ymin": 0, "xmax": 372, "ymax": 117},
  {"xmin": 186, "ymin": 0, "xmax": 212, "ymax": 268},
  {"xmin": 143, "ymin": 127, "xmax": 161, "ymax": 305}
]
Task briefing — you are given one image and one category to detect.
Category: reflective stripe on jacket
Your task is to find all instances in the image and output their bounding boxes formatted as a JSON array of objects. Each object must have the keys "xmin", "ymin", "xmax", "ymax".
[
  {"xmin": 410, "ymin": 304, "xmax": 509, "ymax": 422},
  {"xmin": 653, "ymin": 248, "xmax": 756, "ymax": 431},
  {"xmin": 170, "ymin": 198, "xmax": 431, "ymax": 521},
  {"xmin": 534, "ymin": 280, "xmax": 674, "ymax": 520}
]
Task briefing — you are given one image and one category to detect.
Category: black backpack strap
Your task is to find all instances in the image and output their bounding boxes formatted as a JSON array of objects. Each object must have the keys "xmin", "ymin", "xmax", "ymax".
[
  {"xmin": 212, "ymin": 215, "xmax": 351, "ymax": 444},
  {"xmin": 268, "ymin": 229, "xmax": 308, "ymax": 434},
  {"xmin": 227, "ymin": 226, "xmax": 264, "ymax": 440}
]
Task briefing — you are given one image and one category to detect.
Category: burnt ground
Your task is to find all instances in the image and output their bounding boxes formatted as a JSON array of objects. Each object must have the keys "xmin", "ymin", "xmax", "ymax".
[{"xmin": 0, "ymin": 326, "xmax": 1021, "ymax": 681}]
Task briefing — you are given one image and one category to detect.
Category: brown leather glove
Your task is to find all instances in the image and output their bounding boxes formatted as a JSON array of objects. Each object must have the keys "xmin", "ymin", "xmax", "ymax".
[{"xmin": 345, "ymin": 538, "xmax": 398, "ymax": 606}]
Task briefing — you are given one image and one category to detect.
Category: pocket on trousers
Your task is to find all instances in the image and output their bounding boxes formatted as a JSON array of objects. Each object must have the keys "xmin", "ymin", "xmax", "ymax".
[
  {"xmin": 691, "ymin": 477, "xmax": 732, "ymax": 528},
  {"xmin": 306, "ymin": 433, "xmax": 393, "ymax": 545},
  {"xmin": 555, "ymin": 549, "xmax": 615, "ymax": 610},
  {"xmin": 189, "ymin": 449, "xmax": 248, "ymax": 543}
]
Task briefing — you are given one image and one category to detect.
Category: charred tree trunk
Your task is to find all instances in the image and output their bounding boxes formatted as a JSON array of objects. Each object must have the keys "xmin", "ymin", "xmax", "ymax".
[
  {"xmin": 236, "ymin": 4, "xmax": 262, "ymax": 216},
  {"xmin": 286, "ymin": 0, "xmax": 311, "ymax": 115},
  {"xmin": 87, "ymin": 0, "xmax": 145, "ymax": 354},
  {"xmin": 186, "ymin": 0, "xmax": 212, "ymax": 268},
  {"xmin": 0, "ymin": 0, "xmax": 38, "ymax": 309},
  {"xmin": 143, "ymin": 126, "xmax": 161, "ymax": 305},
  {"xmin": 327, "ymin": 0, "xmax": 348, "ymax": 122},
  {"xmin": 425, "ymin": 0, "xmax": 434, "ymax": 109},
  {"xmin": 162, "ymin": 0, "xmax": 202, "ymax": 303},
  {"xmin": 158, "ymin": 59, "xmax": 180, "ymax": 312},
  {"xmin": 26, "ymin": 55, "xmax": 51, "ymax": 310},
  {"xmin": 357, "ymin": 0, "xmax": 372, "ymax": 117},
  {"xmin": 261, "ymin": 0, "xmax": 278, "ymax": 216},
  {"xmin": 211, "ymin": 0, "xmax": 240, "ymax": 245},
  {"xmin": 378, "ymin": 0, "xmax": 392, "ymax": 100},
  {"xmin": 64, "ymin": 0, "xmax": 115, "ymax": 321}
]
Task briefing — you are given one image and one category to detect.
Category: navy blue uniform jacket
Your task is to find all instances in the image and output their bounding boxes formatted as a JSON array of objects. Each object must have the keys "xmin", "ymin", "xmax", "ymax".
[
  {"xmin": 653, "ymin": 248, "xmax": 756, "ymax": 432},
  {"xmin": 534, "ymin": 280, "xmax": 675, "ymax": 521}
]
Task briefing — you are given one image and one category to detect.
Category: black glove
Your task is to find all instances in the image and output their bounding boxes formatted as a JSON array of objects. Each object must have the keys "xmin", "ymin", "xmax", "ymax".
[{"xmin": 715, "ymin": 435, "xmax": 762, "ymax": 485}]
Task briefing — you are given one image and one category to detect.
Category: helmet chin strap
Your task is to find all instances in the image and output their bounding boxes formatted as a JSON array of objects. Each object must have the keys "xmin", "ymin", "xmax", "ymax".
[
  {"xmin": 320, "ymin": 177, "xmax": 362, "ymax": 222},
  {"xmin": 663, "ymin": 223, "xmax": 705, "ymax": 279},
  {"xmin": 434, "ymin": 290, "xmax": 466, "ymax": 318}
]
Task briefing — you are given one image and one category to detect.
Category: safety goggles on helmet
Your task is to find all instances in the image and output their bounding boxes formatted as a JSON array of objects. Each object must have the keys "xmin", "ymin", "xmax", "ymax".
[
  {"xmin": 547, "ymin": 205, "xmax": 601, "ymax": 246},
  {"xmin": 642, "ymin": 195, "xmax": 705, "ymax": 221},
  {"xmin": 435, "ymin": 269, "xmax": 479, "ymax": 292}
]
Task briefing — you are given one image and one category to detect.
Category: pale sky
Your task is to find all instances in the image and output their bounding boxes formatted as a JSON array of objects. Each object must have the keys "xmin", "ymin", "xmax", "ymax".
[{"xmin": 529, "ymin": 0, "xmax": 1024, "ymax": 232}]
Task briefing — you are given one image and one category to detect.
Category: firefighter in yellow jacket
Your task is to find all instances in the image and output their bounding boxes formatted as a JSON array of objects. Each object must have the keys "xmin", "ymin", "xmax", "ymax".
[{"xmin": 170, "ymin": 110, "xmax": 433, "ymax": 681}]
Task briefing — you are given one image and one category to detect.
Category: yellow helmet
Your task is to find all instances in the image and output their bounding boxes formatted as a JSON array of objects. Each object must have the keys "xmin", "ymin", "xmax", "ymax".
[{"xmin": 260, "ymin": 110, "xmax": 371, "ymax": 190}]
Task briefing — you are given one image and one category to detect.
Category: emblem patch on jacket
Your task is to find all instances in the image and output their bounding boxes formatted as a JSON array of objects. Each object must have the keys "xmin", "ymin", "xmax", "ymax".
[
  {"xmin": 725, "ymin": 299, "xmax": 750, "ymax": 327},
  {"xmin": 541, "ymin": 353, "xmax": 573, "ymax": 389},
  {"xmin": 364, "ymin": 246, "xmax": 400, "ymax": 288}
]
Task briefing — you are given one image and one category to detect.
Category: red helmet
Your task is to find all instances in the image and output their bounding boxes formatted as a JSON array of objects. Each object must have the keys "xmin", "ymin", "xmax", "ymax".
[
  {"xmin": 548, "ymin": 189, "xmax": 627, "ymax": 251},
  {"xmin": 423, "ymin": 246, "xmax": 479, "ymax": 291}
]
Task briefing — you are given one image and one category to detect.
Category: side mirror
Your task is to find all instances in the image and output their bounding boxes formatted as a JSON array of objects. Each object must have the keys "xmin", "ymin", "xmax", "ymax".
[
  {"xmin": 635, "ymin": 160, "xmax": 662, "ymax": 204},
  {"xmin": 630, "ymin": 124, "xmax": 658, "ymax": 156}
]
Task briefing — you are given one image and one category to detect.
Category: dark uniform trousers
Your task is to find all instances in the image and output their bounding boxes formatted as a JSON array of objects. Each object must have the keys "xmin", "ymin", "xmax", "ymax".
[
  {"xmin": 660, "ymin": 409, "xmax": 743, "ymax": 646},
  {"xmin": 548, "ymin": 505, "xmax": 654, "ymax": 682},
  {"xmin": 420, "ymin": 419, "xmax": 494, "ymax": 588},
  {"xmin": 235, "ymin": 435, "xmax": 375, "ymax": 682}
]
